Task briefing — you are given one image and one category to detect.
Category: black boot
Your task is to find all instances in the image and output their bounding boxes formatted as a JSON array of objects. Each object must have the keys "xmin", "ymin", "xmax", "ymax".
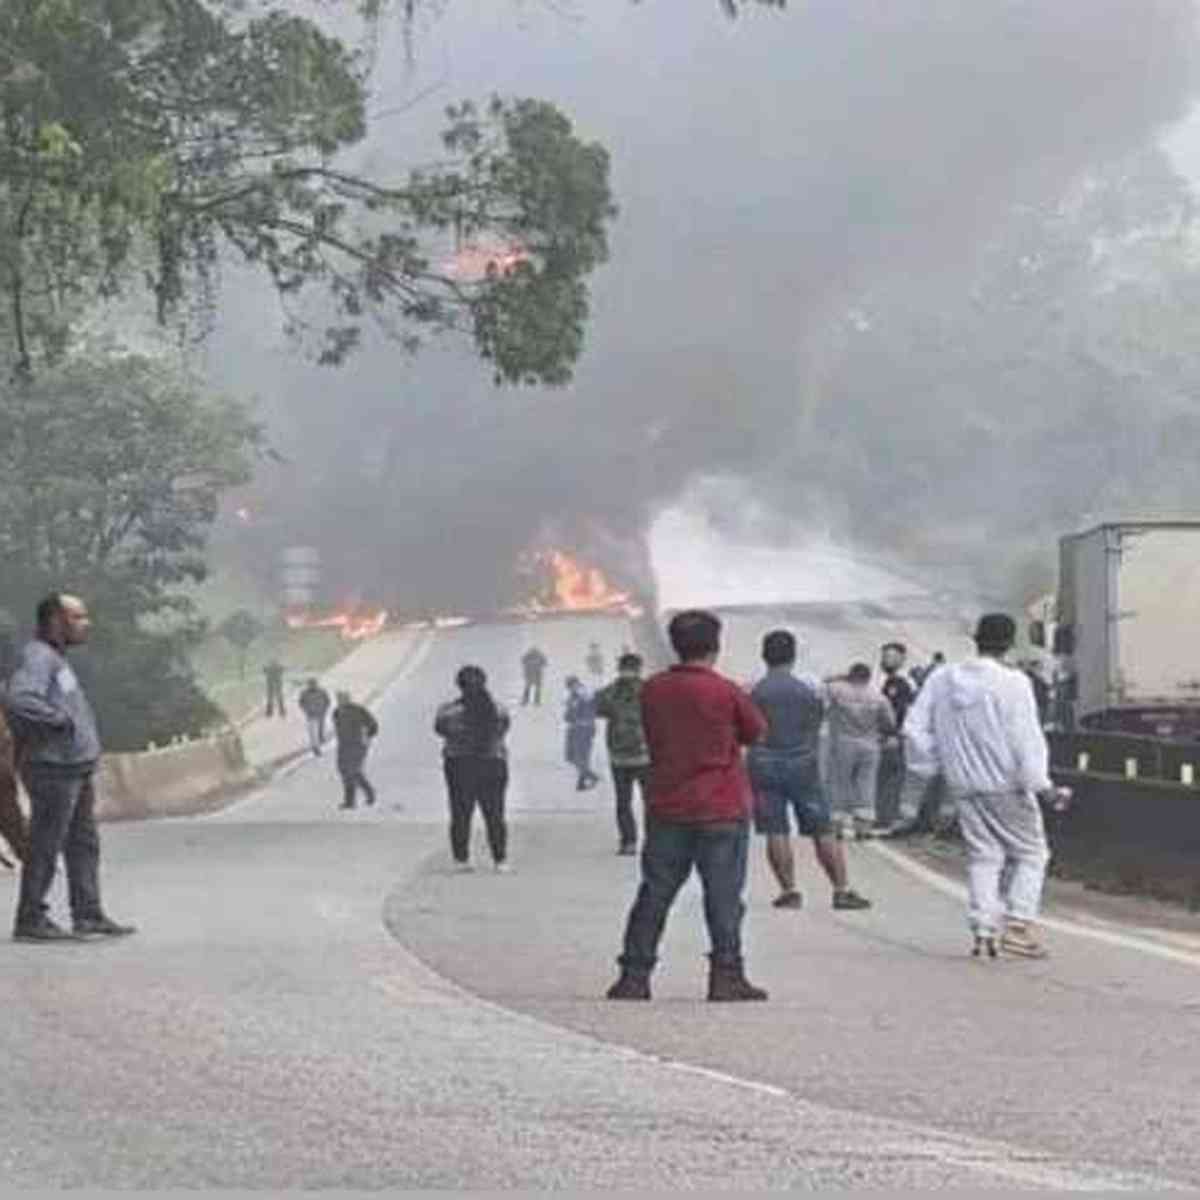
[
  {"xmin": 606, "ymin": 967, "xmax": 651, "ymax": 1000},
  {"xmin": 707, "ymin": 956, "xmax": 768, "ymax": 1002}
]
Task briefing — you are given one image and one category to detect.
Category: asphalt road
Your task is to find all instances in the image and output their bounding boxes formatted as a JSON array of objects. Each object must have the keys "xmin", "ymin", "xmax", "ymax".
[{"xmin": 0, "ymin": 615, "xmax": 1197, "ymax": 1188}]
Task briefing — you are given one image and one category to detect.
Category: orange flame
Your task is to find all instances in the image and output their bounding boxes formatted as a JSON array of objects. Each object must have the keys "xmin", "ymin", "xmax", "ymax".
[
  {"xmin": 443, "ymin": 238, "xmax": 529, "ymax": 282},
  {"xmin": 284, "ymin": 607, "xmax": 388, "ymax": 641},
  {"xmin": 511, "ymin": 549, "xmax": 637, "ymax": 616}
]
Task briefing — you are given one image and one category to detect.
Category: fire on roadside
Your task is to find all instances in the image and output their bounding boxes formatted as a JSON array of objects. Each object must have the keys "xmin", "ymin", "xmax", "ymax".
[
  {"xmin": 443, "ymin": 238, "xmax": 529, "ymax": 282},
  {"xmin": 284, "ymin": 607, "xmax": 389, "ymax": 641},
  {"xmin": 511, "ymin": 549, "xmax": 641, "ymax": 617}
]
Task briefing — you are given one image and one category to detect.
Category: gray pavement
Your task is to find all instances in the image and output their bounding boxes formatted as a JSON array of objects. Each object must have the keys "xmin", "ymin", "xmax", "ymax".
[{"xmin": 0, "ymin": 615, "xmax": 1195, "ymax": 1188}]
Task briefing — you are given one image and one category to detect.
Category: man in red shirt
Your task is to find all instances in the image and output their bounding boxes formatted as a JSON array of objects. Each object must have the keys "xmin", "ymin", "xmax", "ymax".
[{"xmin": 607, "ymin": 610, "xmax": 769, "ymax": 1002}]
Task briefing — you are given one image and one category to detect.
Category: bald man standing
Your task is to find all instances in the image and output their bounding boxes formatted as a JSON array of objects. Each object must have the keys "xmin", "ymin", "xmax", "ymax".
[{"xmin": 3, "ymin": 594, "xmax": 135, "ymax": 942}]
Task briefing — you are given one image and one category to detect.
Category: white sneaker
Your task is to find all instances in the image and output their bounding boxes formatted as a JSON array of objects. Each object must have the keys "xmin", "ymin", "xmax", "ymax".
[{"xmin": 494, "ymin": 862, "xmax": 513, "ymax": 874}]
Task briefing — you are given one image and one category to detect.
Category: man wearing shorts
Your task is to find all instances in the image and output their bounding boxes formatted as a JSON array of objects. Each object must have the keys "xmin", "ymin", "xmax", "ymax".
[{"xmin": 748, "ymin": 631, "xmax": 871, "ymax": 912}]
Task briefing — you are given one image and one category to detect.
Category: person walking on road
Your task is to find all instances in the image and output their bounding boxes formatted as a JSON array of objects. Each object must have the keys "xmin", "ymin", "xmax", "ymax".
[
  {"xmin": 3, "ymin": 594, "xmax": 135, "ymax": 942},
  {"xmin": 564, "ymin": 676, "xmax": 600, "ymax": 790},
  {"xmin": 264, "ymin": 659, "xmax": 286, "ymax": 718},
  {"xmin": 586, "ymin": 642, "xmax": 605, "ymax": 679},
  {"xmin": 607, "ymin": 610, "xmax": 769, "ymax": 1003},
  {"xmin": 435, "ymin": 666, "xmax": 512, "ymax": 872},
  {"xmin": 520, "ymin": 646, "xmax": 547, "ymax": 707},
  {"xmin": 826, "ymin": 663, "xmax": 896, "ymax": 840},
  {"xmin": 595, "ymin": 653, "xmax": 651, "ymax": 855},
  {"xmin": 332, "ymin": 690, "xmax": 378, "ymax": 810},
  {"xmin": 748, "ymin": 631, "xmax": 871, "ymax": 912},
  {"xmin": 298, "ymin": 677, "xmax": 332, "ymax": 755},
  {"xmin": 904, "ymin": 613, "xmax": 1059, "ymax": 959}
]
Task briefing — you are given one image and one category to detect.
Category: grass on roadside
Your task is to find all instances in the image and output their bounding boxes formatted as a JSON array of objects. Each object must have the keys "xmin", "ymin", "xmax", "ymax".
[{"xmin": 191, "ymin": 625, "xmax": 352, "ymax": 726}]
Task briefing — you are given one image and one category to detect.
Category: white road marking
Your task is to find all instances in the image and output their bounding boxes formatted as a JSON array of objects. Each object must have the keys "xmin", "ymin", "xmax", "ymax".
[
  {"xmin": 375, "ymin": 897, "xmax": 1180, "ymax": 1192},
  {"xmin": 870, "ymin": 841, "xmax": 1200, "ymax": 969}
]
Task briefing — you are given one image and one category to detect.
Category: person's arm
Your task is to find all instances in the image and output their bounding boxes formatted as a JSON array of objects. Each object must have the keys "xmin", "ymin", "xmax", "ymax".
[
  {"xmin": 733, "ymin": 687, "xmax": 768, "ymax": 746},
  {"xmin": 902, "ymin": 674, "xmax": 940, "ymax": 778},
  {"xmin": 593, "ymin": 685, "xmax": 612, "ymax": 721},
  {"xmin": 364, "ymin": 709, "xmax": 379, "ymax": 739},
  {"xmin": 496, "ymin": 705, "xmax": 511, "ymax": 738},
  {"xmin": 1004, "ymin": 674, "xmax": 1052, "ymax": 794},
  {"xmin": 433, "ymin": 703, "xmax": 452, "ymax": 738},
  {"xmin": 4, "ymin": 650, "xmax": 70, "ymax": 731}
]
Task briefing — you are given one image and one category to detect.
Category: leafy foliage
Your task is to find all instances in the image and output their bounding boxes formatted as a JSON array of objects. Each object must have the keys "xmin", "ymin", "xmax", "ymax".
[
  {"xmin": 0, "ymin": 352, "xmax": 263, "ymax": 748},
  {"xmin": 0, "ymin": 0, "xmax": 616, "ymax": 382}
]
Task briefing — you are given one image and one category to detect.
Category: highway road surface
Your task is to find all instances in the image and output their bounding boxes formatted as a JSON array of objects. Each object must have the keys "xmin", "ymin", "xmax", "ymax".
[{"xmin": 1, "ymin": 614, "xmax": 1198, "ymax": 1188}]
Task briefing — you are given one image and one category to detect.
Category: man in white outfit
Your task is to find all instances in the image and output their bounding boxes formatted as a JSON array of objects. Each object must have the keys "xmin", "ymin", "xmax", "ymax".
[{"xmin": 903, "ymin": 613, "xmax": 1055, "ymax": 959}]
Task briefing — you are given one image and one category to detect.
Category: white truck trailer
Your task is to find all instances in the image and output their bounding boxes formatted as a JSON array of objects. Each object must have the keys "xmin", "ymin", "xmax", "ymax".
[{"xmin": 1038, "ymin": 522, "xmax": 1200, "ymax": 737}]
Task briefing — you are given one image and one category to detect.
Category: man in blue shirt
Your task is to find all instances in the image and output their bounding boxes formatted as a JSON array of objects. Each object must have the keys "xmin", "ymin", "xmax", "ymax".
[{"xmin": 747, "ymin": 630, "xmax": 871, "ymax": 912}]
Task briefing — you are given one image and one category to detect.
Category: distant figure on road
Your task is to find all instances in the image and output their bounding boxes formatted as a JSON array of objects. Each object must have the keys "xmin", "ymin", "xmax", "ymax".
[
  {"xmin": 826, "ymin": 663, "xmax": 896, "ymax": 839},
  {"xmin": 607, "ymin": 610, "xmax": 769, "ymax": 1003},
  {"xmin": 3, "ymin": 594, "xmax": 135, "ymax": 942},
  {"xmin": 876, "ymin": 641, "xmax": 914, "ymax": 831},
  {"xmin": 332, "ymin": 690, "xmax": 378, "ymax": 810},
  {"xmin": 435, "ymin": 666, "xmax": 512, "ymax": 872},
  {"xmin": 594, "ymin": 653, "xmax": 651, "ymax": 854},
  {"xmin": 520, "ymin": 646, "xmax": 547, "ymax": 707},
  {"xmin": 564, "ymin": 676, "xmax": 600, "ymax": 791},
  {"xmin": 586, "ymin": 642, "xmax": 605, "ymax": 678},
  {"xmin": 904, "ymin": 614, "xmax": 1056, "ymax": 959},
  {"xmin": 0, "ymin": 708, "xmax": 28, "ymax": 866},
  {"xmin": 264, "ymin": 659, "xmax": 286, "ymax": 718},
  {"xmin": 298, "ymin": 678, "xmax": 332, "ymax": 755},
  {"xmin": 748, "ymin": 631, "xmax": 871, "ymax": 913}
]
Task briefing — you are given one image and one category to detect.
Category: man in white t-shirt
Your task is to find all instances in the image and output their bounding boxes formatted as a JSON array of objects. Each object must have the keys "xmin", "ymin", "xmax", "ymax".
[{"xmin": 904, "ymin": 613, "xmax": 1059, "ymax": 959}]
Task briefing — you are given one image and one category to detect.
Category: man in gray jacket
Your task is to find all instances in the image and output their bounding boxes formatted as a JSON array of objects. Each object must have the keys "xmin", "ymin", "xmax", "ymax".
[{"xmin": 4, "ymin": 594, "xmax": 136, "ymax": 942}]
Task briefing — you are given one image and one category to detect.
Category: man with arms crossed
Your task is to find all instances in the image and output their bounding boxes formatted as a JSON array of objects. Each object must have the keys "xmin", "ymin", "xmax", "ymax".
[
  {"xmin": 4, "ymin": 594, "xmax": 135, "ymax": 942},
  {"xmin": 904, "ymin": 613, "xmax": 1056, "ymax": 959},
  {"xmin": 748, "ymin": 630, "xmax": 871, "ymax": 912},
  {"xmin": 606, "ymin": 610, "xmax": 769, "ymax": 1002}
]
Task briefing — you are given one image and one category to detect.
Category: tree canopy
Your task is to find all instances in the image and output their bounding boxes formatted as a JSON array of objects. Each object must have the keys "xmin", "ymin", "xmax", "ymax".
[{"xmin": 0, "ymin": 0, "xmax": 616, "ymax": 382}]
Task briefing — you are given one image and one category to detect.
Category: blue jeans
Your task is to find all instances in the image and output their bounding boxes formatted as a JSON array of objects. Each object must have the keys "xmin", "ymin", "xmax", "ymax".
[{"xmin": 618, "ymin": 818, "xmax": 750, "ymax": 972}]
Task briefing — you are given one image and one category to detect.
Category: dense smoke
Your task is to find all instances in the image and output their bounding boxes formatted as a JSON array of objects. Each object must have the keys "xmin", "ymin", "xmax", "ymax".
[{"xmin": 206, "ymin": 1, "xmax": 1200, "ymax": 614}]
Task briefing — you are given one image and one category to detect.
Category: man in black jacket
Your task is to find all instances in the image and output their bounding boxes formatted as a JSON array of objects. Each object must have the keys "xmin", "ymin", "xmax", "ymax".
[
  {"xmin": 332, "ymin": 690, "xmax": 378, "ymax": 809},
  {"xmin": 876, "ymin": 642, "xmax": 914, "ymax": 830}
]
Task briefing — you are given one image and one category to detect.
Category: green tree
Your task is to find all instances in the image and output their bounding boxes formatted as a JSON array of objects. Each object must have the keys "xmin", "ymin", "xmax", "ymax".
[
  {"xmin": 0, "ymin": 351, "xmax": 263, "ymax": 748},
  {"xmin": 219, "ymin": 609, "xmax": 265, "ymax": 680},
  {"xmin": 0, "ymin": 1, "xmax": 616, "ymax": 382}
]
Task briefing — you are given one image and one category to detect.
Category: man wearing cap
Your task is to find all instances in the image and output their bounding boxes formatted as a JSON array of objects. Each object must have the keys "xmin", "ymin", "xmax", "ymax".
[{"xmin": 903, "ymin": 613, "xmax": 1056, "ymax": 959}]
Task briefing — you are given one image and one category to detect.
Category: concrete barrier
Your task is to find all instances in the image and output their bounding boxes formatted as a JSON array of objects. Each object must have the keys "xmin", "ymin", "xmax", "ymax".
[{"xmin": 95, "ymin": 732, "xmax": 254, "ymax": 822}]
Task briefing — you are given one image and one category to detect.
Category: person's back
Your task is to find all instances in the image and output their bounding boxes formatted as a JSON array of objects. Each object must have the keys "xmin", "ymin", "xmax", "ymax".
[
  {"xmin": 641, "ymin": 662, "xmax": 764, "ymax": 824},
  {"xmin": 607, "ymin": 609, "xmax": 769, "ymax": 1004},
  {"xmin": 522, "ymin": 648, "xmax": 546, "ymax": 677},
  {"xmin": 334, "ymin": 701, "xmax": 376, "ymax": 754},
  {"xmin": 435, "ymin": 695, "xmax": 511, "ymax": 759},
  {"xmin": 750, "ymin": 667, "xmax": 825, "ymax": 756},
  {"xmin": 909, "ymin": 658, "xmax": 1047, "ymax": 796},
  {"xmin": 826, "ymin": 677, "xmax": 892, "ymax": 742},
  {"xmin": 595, "ymin": 673, "xmax": 649, "ymax": 764},
  {"xmin": 299, "ymin": 683, "xmax": 329, "ymax": 716}
]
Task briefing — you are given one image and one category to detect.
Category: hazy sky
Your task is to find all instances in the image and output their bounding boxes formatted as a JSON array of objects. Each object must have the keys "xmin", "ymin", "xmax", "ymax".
[{"xmin": 206, "ymin": 1, "xmax": 1200, "ymax": 613}]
